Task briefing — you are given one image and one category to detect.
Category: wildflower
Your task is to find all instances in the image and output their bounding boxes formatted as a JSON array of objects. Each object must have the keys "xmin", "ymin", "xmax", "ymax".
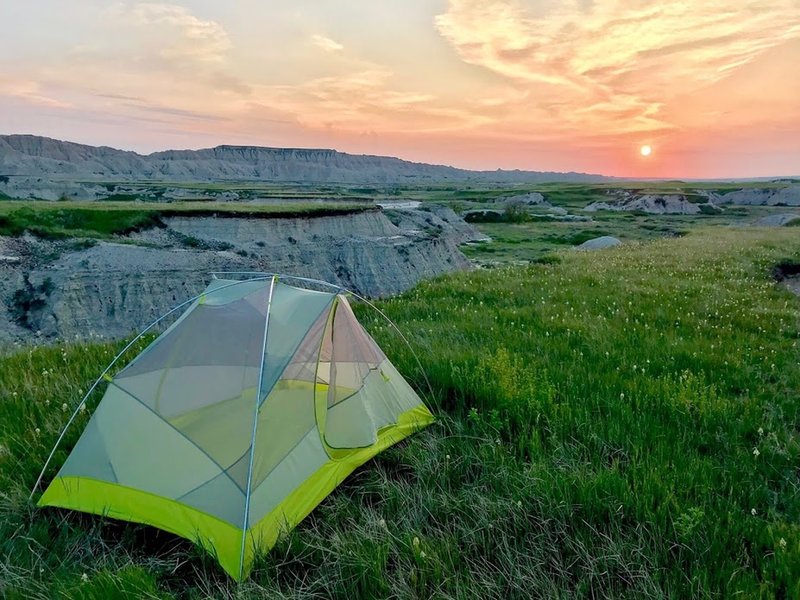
[
  {"xmin": 516, "ymin": 500, "xmax": 522, "ymax": 509},
  {"xmin": 79, "ymin": 403, "xmax": 86, "ymax": 413},
  {"xmin": 751, "ymin": 508, "xmax": 757, "ymax": 516},
  {"xmin": 378, "ymin": 518, "xmax": 387, "ymax": 529},
  {"xmin": 445, "ymin": 454, "xmax": 450, "ymax": 460},
  {"xmin": 412, "ymin": 536, "xmax": 420, "ymax": 547},
  {"xmin": 419, "ymin": 551, "xmax": 427, "ymax": 559},
  {"xmin": 81, "ymin": 573, "xmax": 89, "ymax": 583},
  {"xmin": 753, "ymin": 447, "xmax": 760, "ymax": 458},
  {"xmin": 757, "ymin": 427, "xmax": 764, "ymax": 436},
  {"xmin": 620, "ymin": 392, "xmax": 625, "ymax": 400},
  {"xmin": 35, "ymin": 428, "xmax": 40, "ymax": 435},
  {"xmin": 779, "ymin": 538, "xmax": 787, "ymax": 549},
  {"xmin": 61, "ymin": 403, "xmax": 68, "ymax": 412}
]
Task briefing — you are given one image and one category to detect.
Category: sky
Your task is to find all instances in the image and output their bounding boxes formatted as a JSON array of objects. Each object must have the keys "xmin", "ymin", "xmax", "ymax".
[{"xmin": 1, "ymin": 1, "xmax": 799, "ymax": 178}]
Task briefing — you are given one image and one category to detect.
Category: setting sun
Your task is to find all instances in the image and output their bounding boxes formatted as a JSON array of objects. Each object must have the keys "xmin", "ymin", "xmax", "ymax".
[{"xmin": 640, "ymin": 145, "xmax": 653, "ymax": 157}]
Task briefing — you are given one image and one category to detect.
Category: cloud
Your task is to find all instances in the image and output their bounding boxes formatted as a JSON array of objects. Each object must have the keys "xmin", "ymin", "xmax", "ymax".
[
  {"xmin": 124, "ymin": 3, "xmax": 232, "ymax": 64},
  {"xmin": 435, "ymin": 0, "xmax": 800, "ymax": 135},
  {"xmin": 255, "ymin": 69, "xmax": 490, "ymax": 134},
  {"xmin": 311, "ymin": 34, "xmax": 344, "ymax": 53},
  {"xmin": 0, "ymin": 77, "xmax": 72, "ymax": 108}
]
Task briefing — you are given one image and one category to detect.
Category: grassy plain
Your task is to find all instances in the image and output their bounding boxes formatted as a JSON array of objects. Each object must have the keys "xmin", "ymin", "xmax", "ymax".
[
  {"xmin": 0, "ymin": 226, "xmax": 798, "ymax": 598},
  {"xmin": 0, "ymin": 200, "xmax": 370, "ymax": 240}
]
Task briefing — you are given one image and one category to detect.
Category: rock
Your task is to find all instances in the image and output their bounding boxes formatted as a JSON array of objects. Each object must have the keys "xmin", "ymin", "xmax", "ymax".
[
  {"xmin": 376, "ymin": 200, "xmax": 421, "ymax": 210},
  {"xmin": 548, "ymin": 206, "xmax": 568, "ymax": 216},
  {"xmin": 756, "ymin": 213, "xmax": 800, "ymax": 226},
  {"xmin": 382, "ymin": 205, "xmax": 489, "ymax": 243},
  {"xmin": 585, "ymin": 194, "xmax": 707, "ymax": 214},
  {"xmin": 703, "ymin": 185, "xmax": 800, "ymax": 206},
  {"xmin": 501, "ymin": 192, "xmax": 546, "ymax": 205},
  {"xmin": 0, "ymin": 135, "xmax": 609, "ymax": 199},
  {"xmin": 0, "ymin": 206, "xmax": 479, "ymax": 343},
  {"xmin": 577, "ymin": 236, "xmax": 622, "ymax": 250}
]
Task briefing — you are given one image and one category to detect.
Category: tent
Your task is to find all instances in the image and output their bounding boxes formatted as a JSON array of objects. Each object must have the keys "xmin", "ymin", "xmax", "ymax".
[{"xmin": 34, "ymin": 275, "xmax": 434, "ymax": 580}]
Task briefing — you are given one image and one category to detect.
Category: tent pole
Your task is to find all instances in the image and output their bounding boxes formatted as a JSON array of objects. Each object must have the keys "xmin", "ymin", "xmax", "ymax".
[
  {"xmin": 209, "ymin": 271, "xmax": 346, "ymax": 293},
  {"xmin": 29, "ymin": 277, "xmax": 273, "ymax": 502},
  {"xmin": 239, "ymin": 274, "xmax": 277, "ymax": 579},
  {"xmin": 211, "ymin": 271, "xmax": 435, "ymax": 405}
]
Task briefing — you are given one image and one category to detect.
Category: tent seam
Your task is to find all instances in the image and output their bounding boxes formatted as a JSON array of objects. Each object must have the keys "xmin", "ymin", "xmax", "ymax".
[{"xmin": 108, "ymin": 381, "xmax": 245, "ymax": 494}]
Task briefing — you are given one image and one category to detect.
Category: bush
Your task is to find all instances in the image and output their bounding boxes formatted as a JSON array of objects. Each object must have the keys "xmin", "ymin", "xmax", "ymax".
[{"xmin": 8, "ymin": 277, "xmax": 54, "ymax": 329}]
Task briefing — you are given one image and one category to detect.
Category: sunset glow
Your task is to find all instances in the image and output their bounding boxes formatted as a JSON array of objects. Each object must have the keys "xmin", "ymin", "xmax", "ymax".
[{"xmin": 1, "ymin": 1, "xmax": 798, "ymax": 178}]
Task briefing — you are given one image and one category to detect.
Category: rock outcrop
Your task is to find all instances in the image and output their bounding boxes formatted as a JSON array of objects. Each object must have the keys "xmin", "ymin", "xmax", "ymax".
[
  {"xmin": 500, "ymin": 192, "xmax": 546, "ymax": 206},
  {"xmin": 704, "ymin": 186, "xmax": 800, "ymax": 206},
  {"xmin": 584, "ymin": 185, "xmax": 800, "ymax": 214},
  {"xmin": 0, "ymin": 207, "xmax": 484, "ymax": 343},
  {"xmin": 0, "ymin": 135, "xmax": 608, "ymax": 200},
  {"xmin": 585, "ymin": 193, "xmax": 714, "ymax": 214}
]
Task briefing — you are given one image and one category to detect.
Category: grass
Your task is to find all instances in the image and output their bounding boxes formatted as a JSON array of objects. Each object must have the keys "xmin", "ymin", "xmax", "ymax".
[
  {"xmin": 461, "ymin": 216, "xmax": 681, "ymax": 264},
  {"xmin": 0, "ymin": 201, "xmax": 372, "ymax": 240},
  {"xmin": 462, "ymin": 205, "xmax": 797, "ymax": 265},
  {"xmin": 0, "ymin": 228, "xmax": 799, "ymax": 598}
]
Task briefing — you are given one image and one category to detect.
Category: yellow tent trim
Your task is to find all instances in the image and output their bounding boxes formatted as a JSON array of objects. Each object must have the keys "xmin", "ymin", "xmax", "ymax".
[{"xmin": 38, "ymin": 403, "xmax": 434, "ymax": 580}]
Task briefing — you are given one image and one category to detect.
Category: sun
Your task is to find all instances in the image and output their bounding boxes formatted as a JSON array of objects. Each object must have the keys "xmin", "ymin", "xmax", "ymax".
[{"xmin": 640, "ymin": 144, "xmax": 652, "ymax": 157}]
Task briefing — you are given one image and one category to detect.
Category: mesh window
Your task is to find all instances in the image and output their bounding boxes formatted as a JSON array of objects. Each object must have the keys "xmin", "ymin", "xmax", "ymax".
[
  {"xmin": 322, "ymin": 297, "xmax": 387, "ymax": 449},
  {"xmin": 324, "ymin": 297, "xmax": 385, "ymax": 407},
  {"xmin": 113, "ymin": 283, "xmax": 270, "ymax": 486}
]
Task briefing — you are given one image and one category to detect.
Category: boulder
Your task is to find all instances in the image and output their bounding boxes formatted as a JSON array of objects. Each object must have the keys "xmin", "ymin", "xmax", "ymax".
[{"xmin": 577, "ymin": 236, "xmax": 622, "ymax": 250}]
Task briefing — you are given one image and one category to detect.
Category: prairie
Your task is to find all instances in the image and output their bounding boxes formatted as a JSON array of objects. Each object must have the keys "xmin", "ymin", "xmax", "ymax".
[{"xmin": 0, "ymin": 226, "xmax": 798, "ymax": 598}]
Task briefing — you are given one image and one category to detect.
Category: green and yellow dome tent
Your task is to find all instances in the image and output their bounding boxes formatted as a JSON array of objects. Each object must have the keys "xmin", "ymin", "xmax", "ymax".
[{"xmin": 31, "ymin": 274, "xmax": 434, "ymax": 580}]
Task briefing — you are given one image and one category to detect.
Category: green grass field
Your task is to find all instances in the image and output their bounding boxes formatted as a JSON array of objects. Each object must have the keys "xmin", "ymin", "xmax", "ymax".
[
  {"xmin": 462, "ymin": 204, "xmax": 792, "ymax": 265},
  {"xmin": 0, "ymin": 200, "xmax": 371, "ymax": 240},
  {"xmin": 1, "ymin": 227, "xmax": 798, "ymax": 598}
]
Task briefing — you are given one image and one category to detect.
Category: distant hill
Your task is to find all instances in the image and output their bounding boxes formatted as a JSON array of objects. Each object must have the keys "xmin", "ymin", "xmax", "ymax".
[{"xmin": 0, "ymin": 134, "xmax": 609, "ymax": 185}]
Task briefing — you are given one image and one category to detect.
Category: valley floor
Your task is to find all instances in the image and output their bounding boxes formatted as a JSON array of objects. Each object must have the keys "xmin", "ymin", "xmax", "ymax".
[{"xmin": 0, "ymin": 227, "xmax": 798, "ymax": 598}]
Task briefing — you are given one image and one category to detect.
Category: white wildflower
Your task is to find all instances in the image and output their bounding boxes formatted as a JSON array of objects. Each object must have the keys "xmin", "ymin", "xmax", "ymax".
[
  {"xmin": 779, "ymin": 538, "xmax": 787, "ymax": 549},
  {"xmin": 751, "ymin": 508, "xmax": 757, "ymax": 516},
  {"xmin": 753, "ymin": 447, "xmax": 760, "ymax": 457},
  {"xmin": 81, "ymin": 573, "xmax": 89, "ymax": 583},
  {"xmin": 61, "ymin": 403, "xmax": 68, "ymax": 412},
  {"xmin": 412, "ymin": 536, "xmax": 420, "ymax": 547}
]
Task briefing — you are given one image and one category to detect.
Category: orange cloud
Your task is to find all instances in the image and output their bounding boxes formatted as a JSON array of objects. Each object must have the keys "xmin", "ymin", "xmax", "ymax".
[{"xmin": 435, "ymin": 0, "xmax": 800, "ymax": 137}]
